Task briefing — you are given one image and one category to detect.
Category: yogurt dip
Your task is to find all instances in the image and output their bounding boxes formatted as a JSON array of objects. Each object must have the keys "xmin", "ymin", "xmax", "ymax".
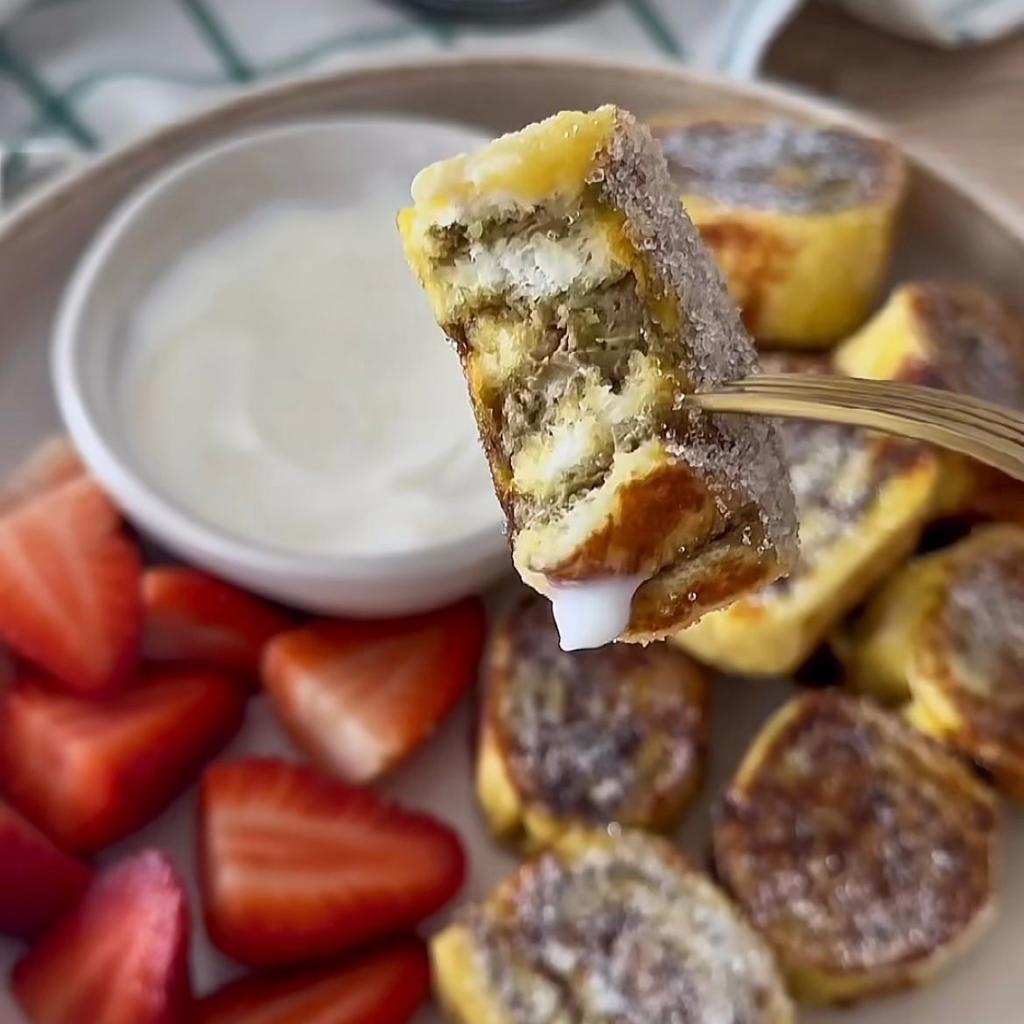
[{"xmin": 120, "ymin": 202, "xmax": 500, "ymax": 557}]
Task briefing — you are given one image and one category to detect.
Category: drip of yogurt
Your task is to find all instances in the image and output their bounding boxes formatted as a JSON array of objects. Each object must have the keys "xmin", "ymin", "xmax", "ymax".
[{"xmin": 548, "ymin": 576, "xmax": 646, "ymax": 651}]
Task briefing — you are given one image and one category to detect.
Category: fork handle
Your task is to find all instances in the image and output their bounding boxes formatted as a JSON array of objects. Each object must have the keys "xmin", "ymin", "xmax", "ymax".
[{"xmin": 692, "ymin": 385, "xmax": 1024, "ymax": 483}]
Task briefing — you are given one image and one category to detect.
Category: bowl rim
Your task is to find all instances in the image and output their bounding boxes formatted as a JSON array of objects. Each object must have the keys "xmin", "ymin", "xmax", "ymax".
[
  {"xmin": 52, "ymin": 115, "xmax": 509, "ymax": 582},
  {"xmin": 26, "ymin": 53, "xmax": 1024, "ymax": 581}
]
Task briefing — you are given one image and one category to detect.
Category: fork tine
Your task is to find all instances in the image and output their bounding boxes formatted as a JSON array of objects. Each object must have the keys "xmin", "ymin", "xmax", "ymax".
[
  {"xmin": 736, "ymin": 375, "xmax": 1024, "ymax": 443},
  {"xmin": 735, "ymin": 379, "xmax": 1024, "ymax": 447},
  {"xmin": 692, "ymin": 380, "xmax": 1024, "ymax": 482}
]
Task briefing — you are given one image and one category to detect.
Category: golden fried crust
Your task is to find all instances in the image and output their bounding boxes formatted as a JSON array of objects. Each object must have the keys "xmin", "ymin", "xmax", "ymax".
[
  {"xmin": 478, "ymin": 596, "xmax": 707, "ymax": 847},
  {"xmin": 675, "ymin": 350, "xmax": 939, "ymax": 675},
  {"xmin": 836, "ymin": 281, "xmax": 1024, "ymax": 523},
  {"xmin": 533, "ymin": 460, "xmax": 717, "ymax": 580},
  {"xmin": 432, "ymin": 830, "xmax": 794, "ymax": 1024},
  {"xmin": 903, "ymin": 526, "xmax": 1024, "ymax": 799},
  {"xmin": 400, "ymin": 107, "xmax": 797, "ymax": 645},
  {"xmin": 648, "ymin": 115, "xmax": 905, "ymax": 347},
  {"xmin": 714, "ymin": 692, "xmax": 998, "ymax": 1005}
]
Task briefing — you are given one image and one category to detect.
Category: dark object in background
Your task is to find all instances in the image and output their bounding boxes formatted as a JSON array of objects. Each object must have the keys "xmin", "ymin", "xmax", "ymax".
[{"xmin": 397, "ymin": 0, "xmax": 602, "ymax": 22}]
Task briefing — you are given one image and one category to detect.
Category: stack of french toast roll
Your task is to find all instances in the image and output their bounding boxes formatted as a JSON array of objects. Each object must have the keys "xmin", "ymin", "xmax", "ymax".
[{"xmin": 408, "ymin": 109, "xmax": 1023, "ymax": 1022}]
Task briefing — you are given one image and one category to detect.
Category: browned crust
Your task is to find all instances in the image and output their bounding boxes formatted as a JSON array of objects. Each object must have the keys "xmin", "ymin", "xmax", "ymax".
[
  {"xmin": 914, "ymin": 531, "xmax": 1024, "ymax": 797},
  {"xmin": 541, "ymin": 461, "xmax": 718, "ymax": 580},
  {"xmin": 697, "ymin": 219, "xmax": 795, "ymax": 337},
  {"xmin": 646, "ymin": 113, "xmax": 906, "ymax": 212},
  {"xmin": 713, "ymin": 692, "xmax": 997, "ymax": 999},
  {"xmin": 484, "ymin": 596, "xmax": 708, "ymax": 828},
  {"xmin": 899, "ymin": 281, "xmax": 1024, "ymax": 400},
  {"xmin": 627, "ymin": 536, "xmax": 778, "ymax": 641}
]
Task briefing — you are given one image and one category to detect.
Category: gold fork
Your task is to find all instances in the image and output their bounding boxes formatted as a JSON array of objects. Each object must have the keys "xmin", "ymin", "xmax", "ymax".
[{"xmin": 692, "ymin": 374, "xmax": 1024, "ymax": 482}]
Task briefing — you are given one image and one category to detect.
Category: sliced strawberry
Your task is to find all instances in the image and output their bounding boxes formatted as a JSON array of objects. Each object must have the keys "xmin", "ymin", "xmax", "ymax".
[
  {"xmin": 200, "ymin": 757, "xmax": 465, "ymax": 968},
  {"xmin": 0, "ymin": 668, "xmax": 245, "ymax": 853},
  {"xmin": 0, "ymin": 436, "xmax": 85, "ymax": 515},
  {"xmin": 262, "ymin": 598, "xmax": 485, "ymax": 782},
  {"xmin": 12, "ymin": 849, "xmax": 191, "ymax": 1024},
  {"xmin": 0, "ymin": 474, "xmax": 141, "ymax": 697},
  {"xmin": 0, "ymin": 798, "xmax": 92, "ymax": 940},
  {"xmin": 142, "ymin": 567, "xmax": 289, "ymax": 676},
  {"xmin": 197, "ymin": 939, "xmax": 430, "ymax": 1024}
]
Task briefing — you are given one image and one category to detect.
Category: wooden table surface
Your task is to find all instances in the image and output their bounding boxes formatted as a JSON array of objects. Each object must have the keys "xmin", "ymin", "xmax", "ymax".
[{"xmin": 765, "ymin": 4, "xmax": 1024, "ymax": 208}]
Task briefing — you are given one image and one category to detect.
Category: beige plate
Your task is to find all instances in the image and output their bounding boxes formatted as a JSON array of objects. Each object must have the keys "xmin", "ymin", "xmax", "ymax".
[{"xmin": 0, "ymin": 57, "xmax": 1022, "ymax": 1022}]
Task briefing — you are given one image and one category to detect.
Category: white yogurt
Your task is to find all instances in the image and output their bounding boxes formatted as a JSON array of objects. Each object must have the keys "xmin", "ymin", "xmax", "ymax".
[
  {"xmin": 120, "ymin": 202, "xmax": 500, "ymax": 557},
  {"xmin": 549, "ymin": 575, "xmax": 646, "ymax": 651}
]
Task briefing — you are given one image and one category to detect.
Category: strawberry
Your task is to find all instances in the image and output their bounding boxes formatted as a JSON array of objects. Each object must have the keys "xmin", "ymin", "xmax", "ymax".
[
  {"xmin": 0, "ymin": 436, "xmax": 85, "ymax": 515},
  {"xmin": 196, "ymin": 939, "xmax": 430, "ymax": 1024},
  {"xmin": 0, "ymin": 474, "xmax": 141, "ymax": 697},
  {"xmin": 262, "ymin": 598, "xmax": 485, "ymax": 782},
  {"xmin": 143, "ymin": 567, "xmax": 289, "ymax": 676},
  {"xmin": 0, "ymin": 799, "xmax": 92, "ymax": 940},
  {"xmin": 12, "ymin": 849, "xmax": 192, "ymax": 1024},
  {"xmin": 0, "ymin": 668, "xmax": 245, "ymax": 853},
  {"xmin": 199, "ymin": 758, "xmax": 465, "ymax": 968}
]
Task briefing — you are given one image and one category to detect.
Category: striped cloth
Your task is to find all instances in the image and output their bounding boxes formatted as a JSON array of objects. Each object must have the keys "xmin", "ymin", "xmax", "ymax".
[
  {"xmin": 0, "ymin": 0, "xmax": 1020, "ymax": 198},
  {"xmin": 0, "ymin": 0, "xmax": 799, "ymax": 158}
]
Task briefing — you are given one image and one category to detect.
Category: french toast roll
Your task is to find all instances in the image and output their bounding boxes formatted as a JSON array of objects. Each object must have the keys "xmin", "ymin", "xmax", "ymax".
[
  {"xmin": 399, "ymin": 107, "xmax": 797, "ymax": 649},
  {"xmin": 432, "ymin": 829, "xmax": 793, "ymax": 1024},
  {"xmin": 836, "ymin": 281, "xmax": 1024, "ymax": 523},
  {"xmin": 477, "ymin": 595, "xmax": 707, "ymax": 849},
  {"xmin": 714, "ymin": 692, "xmax": 998, "ymax": 1005},
  {"xmin": 674, "ymin": 352, "xmax": 939, "ymax": 676},
  {"xmin": 844, "ymin": 525, "xmax": 1024, "ymax": 798},
  {"xmin": 649, "ymin": 116, "xmax": 905, "ymax": 347}
]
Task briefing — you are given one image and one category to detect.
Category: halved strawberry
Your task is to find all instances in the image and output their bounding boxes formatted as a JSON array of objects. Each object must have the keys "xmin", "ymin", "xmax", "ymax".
[
  {"xmin": 0, "ymin": 799, "xmax": 92, "ymax": 940},
  {"xmin": 197, "ymin": 939, "xmax": 430, "ymax": 1024},
  {"xmin": 0, "ymin": 436, "xmax": 85, "ymax": 515},
  {"xmin": 0, "ymin": 668, "xmax": 245, "ymax": 853},
  {"xmin": 143, "ymin": 567, "xmax": 289, "ymax": 676},
  {"xmin": 12, "ymin": 849, "xmax": 192, "ymax": 1024},
  {"xmin": 0, "ymin": 474, "xmax": 141, "ymax": 696},
  {"xmin": 200, "ymin": 758, "xmax": 465, "ymax": 968},
  {"xmin": 262, "ymin": 598, "xmax": 485, "ymax": 782}
]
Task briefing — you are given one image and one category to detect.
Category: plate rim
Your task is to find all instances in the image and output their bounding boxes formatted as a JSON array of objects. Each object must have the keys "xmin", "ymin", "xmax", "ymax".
[{"xmin": 1, "ymin": 53, "xmax": 1022, "ymax": 251}]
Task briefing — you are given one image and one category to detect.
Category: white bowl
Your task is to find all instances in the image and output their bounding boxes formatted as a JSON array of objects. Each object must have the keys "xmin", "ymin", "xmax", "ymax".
[{"xmin": 52, "ymin": 117, "xmax": 510, "ymax": 616}]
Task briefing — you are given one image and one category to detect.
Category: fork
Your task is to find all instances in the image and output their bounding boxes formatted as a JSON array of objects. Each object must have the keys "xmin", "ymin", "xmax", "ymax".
[{"xmin": 691, "ymin": 374, "xmax": 1024, "ymax": 482}]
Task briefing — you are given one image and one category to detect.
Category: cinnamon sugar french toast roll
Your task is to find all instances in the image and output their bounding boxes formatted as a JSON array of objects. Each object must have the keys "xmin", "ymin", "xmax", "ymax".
[
  {"xmin": 835, "ymin": 281, "xmax": 1024, "ymax": 523},
  {"xmin": 399, "ymin": 107, "xmax": 797, "ymax": 650},
  {"xmin": 477, "ymin": 595, "xmax": 707, "ymax": 849},
  {"xmin": 674, "ymin": 352, "xmax": 939, "ymax": 676},
  {"xmin": 714, "ymin": 692, "xmax": 998, "ymax": 1005},
  {"xmin": 432, "ymin": 829, "xmax": 793, "ymax": 1024},
  {"xmin": 843, "ymin": 525, "xmax": 1024, "ymax": 798},
  {"xmin": 649, "ymin": 116, "xmax": 905, "ymax": 347}
]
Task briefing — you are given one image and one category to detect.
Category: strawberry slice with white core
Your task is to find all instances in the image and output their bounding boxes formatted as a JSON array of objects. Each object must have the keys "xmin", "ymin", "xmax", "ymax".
[
  {"xmin": 262, "ymin": 598, "xmax": 484, "ymax": 782},
  {"xmin": 0, "ymin": 475, "xmax": 141, "ymax": 696},
  {"xmin": 142, "ymin": 567, "xmax": 289, "ymax": 676},
  {"xmin": 196, "ymin": 939, "xmax": 430, "ymax": 1024},
  {"xmin": 200, "ymin": 757, "xmax": 466, "ymax": 968},
  {"xmin": 0, "ymin": 668, "xmax": 245, "ymax": 853}
]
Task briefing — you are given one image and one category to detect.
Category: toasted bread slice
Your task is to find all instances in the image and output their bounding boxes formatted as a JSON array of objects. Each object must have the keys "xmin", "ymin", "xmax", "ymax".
[
  {"xmin": 674, "ymin": 352, "xmax": 939, "ymax": 676},
  {"xmin": 649, "ymin": 116, "xmax": 905, "ymax": 347},
  {"xmin": 400, "ymin": 107, "xmax": 797, "ymax": 646},
  {"xmin": 714, "ymin": 692, "xmax": 998, "ymax": 1004},
  {"xmin": 844, "ymin": 525, "xmax": 1024, "ymax": 798},
  {"xmin": 835, "ymin": 281, "xmax": 1024, "ymax": 522},
  {"xmin": 477, "ymin": 595, "xmax": 707, "ymax": 849},
  {"xmin": 432, "ymin": 829, "xmax": 793, "ymax": 1024}
]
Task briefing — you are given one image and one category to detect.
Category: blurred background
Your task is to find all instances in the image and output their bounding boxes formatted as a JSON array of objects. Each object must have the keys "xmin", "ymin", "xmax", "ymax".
[{"xmin": 0, "ymin": 0, "xmax": 1021, "ymax": 205}]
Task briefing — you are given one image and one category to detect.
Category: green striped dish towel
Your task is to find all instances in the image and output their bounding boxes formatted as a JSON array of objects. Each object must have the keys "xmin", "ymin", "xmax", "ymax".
[{"xmin": 0, "ymin": 0, "xmax": 801, "ymax": 162}]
